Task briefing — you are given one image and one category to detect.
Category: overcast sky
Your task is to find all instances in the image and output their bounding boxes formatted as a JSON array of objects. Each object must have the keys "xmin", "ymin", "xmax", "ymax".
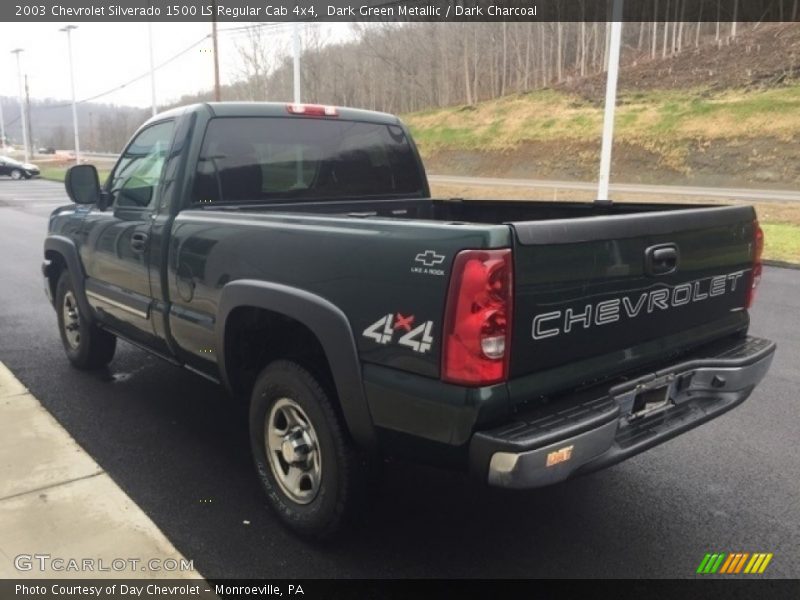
[{"xmin": 0, "ymin": 22, "xmax": 353, "ymax": 108}]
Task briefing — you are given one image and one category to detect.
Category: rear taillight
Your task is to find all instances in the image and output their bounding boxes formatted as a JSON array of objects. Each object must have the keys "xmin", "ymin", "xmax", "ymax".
[
  {"xmin": 442, "ymin": 249, "xmax": 513, "ymax": 386},
  {"xmin": 746, "ymin": 220, "xmax": 764, "ymax": 309},
  {"xmin": 286, "ymin": 103, "xmax": 338, "ymax": 117}
]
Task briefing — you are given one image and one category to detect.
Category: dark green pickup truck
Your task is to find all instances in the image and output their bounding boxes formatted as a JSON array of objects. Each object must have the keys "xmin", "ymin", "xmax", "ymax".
[{"xmin": 43, "ymin": 102, "xmax": 775, "ymax": 538}]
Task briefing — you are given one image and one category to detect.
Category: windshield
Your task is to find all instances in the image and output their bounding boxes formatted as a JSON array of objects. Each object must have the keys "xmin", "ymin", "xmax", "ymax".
[{"xmin": 192, "ymin": 117, "xmax": 425, "ymax": 204}]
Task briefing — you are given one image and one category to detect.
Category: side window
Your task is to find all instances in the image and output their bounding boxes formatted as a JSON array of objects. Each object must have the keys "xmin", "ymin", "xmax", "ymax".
[{"xmin": 108, "ymin": 120, "xmax": 175, "ymax": 209}]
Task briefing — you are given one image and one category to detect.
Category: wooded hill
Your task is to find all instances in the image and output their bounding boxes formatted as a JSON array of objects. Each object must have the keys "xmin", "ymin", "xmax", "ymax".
[
  {"xmin": 211, "ymin": 17, "xmax": 800, "ymax": 115},
  {"xmin": 403, "ymin": 23, "xmax": 800, "ymax": 187}
]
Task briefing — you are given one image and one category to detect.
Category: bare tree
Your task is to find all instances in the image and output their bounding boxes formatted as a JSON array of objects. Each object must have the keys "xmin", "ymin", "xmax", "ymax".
[
  {"xmin": 652, "ymin": 0, "xmax": 659, "ymax": 59},
  {"xmin": 462, "ymin": 24, "xmax": 472, "ymax": 105},
  {"xmin": 235, "ymin": 28, "xmax": 273, "ymax": 101}
]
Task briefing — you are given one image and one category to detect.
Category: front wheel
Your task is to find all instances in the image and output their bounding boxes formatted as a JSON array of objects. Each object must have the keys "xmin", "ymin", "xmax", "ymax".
[
  {"xmin": 55, "ymin": 271, "xmax": 116, "ymax": 369},
  {"xmin": 249, "ymin": 360, "xmax": 366, "ymax": 539},
  {"xmin": 10, "ymin": 169, "xmax": 22, "ymax": 180}
]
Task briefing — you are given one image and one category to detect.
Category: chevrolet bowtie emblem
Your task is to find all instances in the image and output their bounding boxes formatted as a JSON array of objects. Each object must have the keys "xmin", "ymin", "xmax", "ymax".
[{"xmin": 415, "ymin": 250, "xmax": 445, "ymax": 267}]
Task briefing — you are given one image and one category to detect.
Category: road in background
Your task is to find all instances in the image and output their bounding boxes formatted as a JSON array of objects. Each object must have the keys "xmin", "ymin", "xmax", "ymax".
[
  {"xmin": 429, "ymin": 174, "xmax": 800, "ymax": 203},
  {"xmin": 0, "ymin": 178, "xmax": 797, "ymax": 578}
]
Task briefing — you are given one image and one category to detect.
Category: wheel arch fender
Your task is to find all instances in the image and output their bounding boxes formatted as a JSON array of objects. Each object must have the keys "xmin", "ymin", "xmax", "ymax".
[
  {"xmin": 216, "ymin": 280, "xmax": 375, "ymax": 447},
  {"xmin": 44, "ymin": 235, "xmax": 93, "ymax": 319}
]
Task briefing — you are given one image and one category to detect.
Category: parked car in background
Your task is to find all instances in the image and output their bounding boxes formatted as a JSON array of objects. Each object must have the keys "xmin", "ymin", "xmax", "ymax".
[
  {"xmin": 0, "ymin": 156, "xmax": 40, "ymax": 179},
  {"xmin": 38, "ymin": 146, "xmax": 56, "ymax": 155}
]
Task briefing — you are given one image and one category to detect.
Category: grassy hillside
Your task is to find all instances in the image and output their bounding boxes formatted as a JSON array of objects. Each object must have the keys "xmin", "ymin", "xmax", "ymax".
[
  {"xmin": 409, "ymin": 85, "xmax": 800, "ymax": 148},
  {"xmin": 406, "ymin": 85, "xmax": 800, "ymax": 178}
]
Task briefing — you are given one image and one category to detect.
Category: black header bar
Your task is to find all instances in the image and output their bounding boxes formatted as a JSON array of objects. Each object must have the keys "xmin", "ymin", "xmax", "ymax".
[
  {"xmin": 2, "ymin": 579, "xmax": 800, "ymax": 600},
  {"xmin": 4, "ymin": 0, "xmax": 800, "ymax": 23}
]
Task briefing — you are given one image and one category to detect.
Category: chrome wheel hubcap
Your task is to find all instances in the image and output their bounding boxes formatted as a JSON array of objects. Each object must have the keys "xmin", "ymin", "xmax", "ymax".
[
  {"xmin": 265, "ymin": 397, "xmax": 321, "ymax": 504},
  {"xmin": 62, "ymin": 291, "xmax": 81, "ymax": 348}
]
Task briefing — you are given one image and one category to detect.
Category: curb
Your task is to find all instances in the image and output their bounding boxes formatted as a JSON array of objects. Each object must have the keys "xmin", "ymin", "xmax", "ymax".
[{"xmin": 764, "ymin": 259, "xmax": 800, "ymax": 271}]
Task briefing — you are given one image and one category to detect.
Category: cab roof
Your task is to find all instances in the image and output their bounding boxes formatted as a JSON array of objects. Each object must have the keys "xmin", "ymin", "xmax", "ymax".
[{"xmin": 144, "ymin": 102, "xmax": 401, "ymax": 127}]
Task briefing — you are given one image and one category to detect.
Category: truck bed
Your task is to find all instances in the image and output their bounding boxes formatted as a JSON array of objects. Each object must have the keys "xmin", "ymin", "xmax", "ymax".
[
  {"xmin": 219, "ymin": 196, "xmax": 721, "ymax": 224},
  {"xmin": 187, "ymin": 197, "xmax": 756, "ymax": 400}
]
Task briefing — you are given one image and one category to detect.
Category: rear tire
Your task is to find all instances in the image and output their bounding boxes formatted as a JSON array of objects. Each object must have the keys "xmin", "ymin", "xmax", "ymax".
[
  {"xmin": 55, "ymin": 270, "xmax": 116, "ymax": 369},
  {"xmin": 249, "ymin": 360, "xmax": 366, "ymax": 539}
]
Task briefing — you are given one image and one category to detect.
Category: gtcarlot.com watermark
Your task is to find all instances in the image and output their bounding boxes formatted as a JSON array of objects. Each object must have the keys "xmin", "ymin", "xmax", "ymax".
[{"xmin": 14, "ymin": 554, "xmax": 194, "ymax": 574}]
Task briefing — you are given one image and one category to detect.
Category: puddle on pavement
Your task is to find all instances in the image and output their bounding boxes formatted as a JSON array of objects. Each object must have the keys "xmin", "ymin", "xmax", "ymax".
[{"xmin": 96, "ymin": 368, "xmax": 146, "ymax": 384}]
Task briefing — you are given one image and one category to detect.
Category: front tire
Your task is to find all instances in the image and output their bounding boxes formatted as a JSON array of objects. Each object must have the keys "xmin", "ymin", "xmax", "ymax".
[
  {"xmin": 55, "ymin": 271, "xmax": 116, "ymax": 369},
  {"xmin": 249, "ymin": 360, "xmax": 365, "ymax": 539},
  {"xmin": 10, "ymin": 169, "xmax": 22, "ymax": 180}
]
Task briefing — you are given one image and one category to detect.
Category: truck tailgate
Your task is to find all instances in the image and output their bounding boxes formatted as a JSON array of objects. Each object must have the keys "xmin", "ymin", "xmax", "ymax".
[{"xmin": 509, "ymin": 205, "xmax": 757, "ymax": 385}]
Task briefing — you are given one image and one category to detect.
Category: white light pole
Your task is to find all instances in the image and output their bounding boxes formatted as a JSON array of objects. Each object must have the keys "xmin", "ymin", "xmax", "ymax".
[
  {"xmin": 292, "ymin": 23, "xmax": 302, "ymax": 186},
  {"xmin": 147, "ymin": 22, "xmax": 157, "ymax": 116},
  {"xmin": 597, "ymin": 0, "xmax": 624, "ymax": 202},
  {"xmin": 10, "ymin": 48, "xmax": 30, "ymax": 163},
  {"xmin": 293, "ymin": 23, "xmax": 301, "ymax": 103},
  {"xmin": 60, "ymin": 25, "xmax": 81, "ymax": 164},
  {"xmin": 0, "ymin": 97, "xmax": 6, "ymax": 151}
]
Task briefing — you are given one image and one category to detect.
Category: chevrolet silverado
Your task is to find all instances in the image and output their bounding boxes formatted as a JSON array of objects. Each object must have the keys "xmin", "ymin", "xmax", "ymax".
[{"xmin": 43, "ymin": 102, "xmax": 775, "ymax": 538}]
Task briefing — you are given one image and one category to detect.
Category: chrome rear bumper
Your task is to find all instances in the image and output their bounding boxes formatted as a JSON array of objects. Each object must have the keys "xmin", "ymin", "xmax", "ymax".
[{"xmin": 471, "ymin": 336, "xmax": 776, "ymax": 489}]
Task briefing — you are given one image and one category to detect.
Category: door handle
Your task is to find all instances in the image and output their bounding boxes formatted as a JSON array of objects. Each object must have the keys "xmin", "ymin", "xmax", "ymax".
[
  {"xmin": 644, "ymin": 244, "xmax": 679, "ymax": 276},
  {"xmin": 130, "ymin": 232, "xmax": 149, "ymax": 253}
]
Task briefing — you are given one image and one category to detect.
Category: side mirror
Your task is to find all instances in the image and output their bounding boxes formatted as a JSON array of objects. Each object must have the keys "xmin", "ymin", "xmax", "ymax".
[{"xmin": 65, "ymin": 164, "xmax": 101, "ymax": 206}]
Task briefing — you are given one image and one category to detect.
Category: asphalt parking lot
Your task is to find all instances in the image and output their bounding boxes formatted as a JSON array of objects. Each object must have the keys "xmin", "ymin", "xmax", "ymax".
[{"xmin": 0, "ymin": 178, "xmax": 797, "ymax": 578}]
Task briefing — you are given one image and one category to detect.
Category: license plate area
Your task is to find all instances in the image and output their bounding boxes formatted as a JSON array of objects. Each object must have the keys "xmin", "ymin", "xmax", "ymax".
[{"xmin": 630, "ymin": 385, "xmax": 671, "ymax": 419}]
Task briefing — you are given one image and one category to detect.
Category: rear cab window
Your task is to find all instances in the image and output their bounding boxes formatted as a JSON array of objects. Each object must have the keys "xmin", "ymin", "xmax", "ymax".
[{"xmin": 191, "ymin": 116, "xmax": 425, "ymax": 205}]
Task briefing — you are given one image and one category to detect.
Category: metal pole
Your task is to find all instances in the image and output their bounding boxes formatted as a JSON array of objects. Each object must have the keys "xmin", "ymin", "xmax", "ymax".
[
  {"xmin": 212, "ymin": 2, "xmax": 221, "ymax": 101},
  {"xmin": 148, "ymin": 22, "xmax": 157, "ymax": 116},
  {"xmin": 0, "ymin": 96, "xmax": 6, "ymax": 150},
  {"xmin": 60, "ymin": 26, "xmax": 81, "ymax": 164},
  {"xmin": 11, "ymin": 49, "xmax": 30, "ymax": 164},
  {"xmin": 293, "ymin": 23, "xmax": 301, "ymax": 103},
  {"xmin": 596, "ymin": 0, "xmax": 623, "ymax": 203},
  {"xmin": 24, "ymin": 75, "xmax": 33, "ymax": 155},
  {"xmin": 293, "ymin": 23, "xmax": 303, "ymax": 185}
]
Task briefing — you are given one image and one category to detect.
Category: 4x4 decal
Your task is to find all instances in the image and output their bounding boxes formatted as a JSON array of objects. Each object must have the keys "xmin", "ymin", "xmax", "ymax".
[{"xmin": 363, "ymin": 313, "xmax": 434, "ymax": 354}]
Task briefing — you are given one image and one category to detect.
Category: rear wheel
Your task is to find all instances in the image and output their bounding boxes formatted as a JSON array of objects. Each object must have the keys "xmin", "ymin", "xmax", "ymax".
[
  {"xmin": 55, "ymin": 271, "xmax": 116, "ymax": 369},
  {"xmin": 249, "ymin": 360, "xmax": 366, "ymax": 539}
]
